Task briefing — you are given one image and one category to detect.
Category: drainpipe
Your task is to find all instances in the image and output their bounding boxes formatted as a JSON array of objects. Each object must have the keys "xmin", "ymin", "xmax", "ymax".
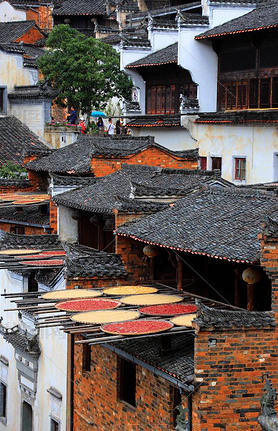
[
  {"xmin": 70, "ymin": 334, "xmax": 74, "ymax": 431},
  {"xmin": 187, "ymin": 392, "xmax": 192, "ymax": 431}
]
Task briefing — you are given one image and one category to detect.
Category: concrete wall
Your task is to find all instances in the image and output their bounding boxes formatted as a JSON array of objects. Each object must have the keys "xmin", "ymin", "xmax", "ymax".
[
  {"xmin": 0, "ymin": 1, "xmax": 26, "ymax": 22},
  {"xmin": 58, "ymin": 205, "xmax": 78, "ymax": 243}
]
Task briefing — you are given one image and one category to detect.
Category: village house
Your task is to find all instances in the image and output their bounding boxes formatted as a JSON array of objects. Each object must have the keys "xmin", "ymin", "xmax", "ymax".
[
  {"xmin": 120, "ymin": 0, "xmax": 278, "ymax": 185},
  {"xmin": 0, "ymin": 0, "xmax": 53, "ymax": 32}
]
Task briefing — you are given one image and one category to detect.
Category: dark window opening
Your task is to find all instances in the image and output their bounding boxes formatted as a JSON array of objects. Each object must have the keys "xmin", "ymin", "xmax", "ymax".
[
  {"xmin": 200, "ymin": 157, "xmax": 207, "ymax": 170},
  {"xmin": 28, "ymin": 273, "xmax": 38, "ymax": 293},
  {"xmin": 171, "ymin": 386, "xmax": 182, "ymax": 428},
  {"xmin": 0, "ymin": 89, "xmax": 4, "ymax": 112},
  {"xmin": 119, "ymin": 357, "xmax": 136, "ymax": 407},
  {"xmin": 10, "ymin": 226, "xmax": 25, "ymax": 235},
  {"xmin": 219, "ymin": 47, "xmax": 256, "ymax": 73},
  {"xmin": 211, "ymin": 157, "xmax": 222, "ymax": 173},
  {"xmin": 78, "ymin": 212, "xmax": 115, "ymax": 253},
  {"xmin": 82, "ymin": 343, "xmax": 91, "ymax": 372},
  {"xmin": 22, "ymin": 401, "xmax": 33, "ymax": 431},
  {"xmin": 0, "ymin": 382, "xmax": 7, "ymax": 419},
  {"xmin": 51, "ymin": 418, "xmax": 59, "ymax": 431}
]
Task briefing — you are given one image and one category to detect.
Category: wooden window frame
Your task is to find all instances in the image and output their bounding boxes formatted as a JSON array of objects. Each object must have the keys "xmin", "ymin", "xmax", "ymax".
[
  {"xmin": 234, "ymin": 157, "xmax": 246, "ymax": 181},
  {"xmin": 200, "ymin": 156, "xmax": 207, "ymax": 170}
]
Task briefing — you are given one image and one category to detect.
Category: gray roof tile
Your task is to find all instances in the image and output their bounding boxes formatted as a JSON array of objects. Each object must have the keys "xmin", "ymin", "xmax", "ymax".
[
  {"xmin": 53, "ymin": 0, "xmax": 106, "ymax": 15},
  {"xmin": 117, "ymin": 187, "xmax": 278, "ymax": 263},
  {"xmin": 0, "ymin": 116, "xmax": 51, "ymax": 165},
  {"xmin": 196, "ymin": 302, "xmax": 276, "ymax": 329},
  {"xmin": 28, "ymin": 135, "xmax": 198, "ymax": 174},
  {"xmin": 126, "ymin": 42, "xmax": 178, "ymax": 68},
  {"xmin": 196, "ymin": 1, "xmax": 277, "ymax": 39},
  {"xmin": 0, "ymin": 20, "xmax": 41, "ymax": 43}
]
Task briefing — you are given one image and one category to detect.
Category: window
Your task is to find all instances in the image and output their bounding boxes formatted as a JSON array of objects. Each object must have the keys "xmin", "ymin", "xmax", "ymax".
[
  {"xmin": 171, "ymin": 386, "xmax": 182, "ymax": 428},
  {"xmin": 234, "ymin": 158, "xmax": 246, "ymax": 180},
  {"xmin": 51, "ymin": 418, "xmax": 59, "ymax": 431},
  {"xmin": 119, "ymin": 358, "xmax": 136, "ymax": 407},
  {"xmin": 0, "ymin": 382, "xmax": 7, "ymax": 421},
  {"xmin": 82, "ymin": 344, "xmax": 91, "ymax": 372},
  {"xmin": 0, "ymin": 87, "xmax": 7, "ymax": 114},
  {"xmin": 22, "ymin": 401, "xmax": 32, "ymax": 431},
  {"xmin": 211, "ymin": 157, "xmax": 222, "ymax": 173},
  {"xmin": 200, "ymin": 157, "xmax": 207, "ymax": 170},
  {"xmin": 10, "ymin": 226, "xmax": 25, "ymax": 234},
  {"xmin": 28, "ymin": 273, "xmax": 38, "ymax": 293}
]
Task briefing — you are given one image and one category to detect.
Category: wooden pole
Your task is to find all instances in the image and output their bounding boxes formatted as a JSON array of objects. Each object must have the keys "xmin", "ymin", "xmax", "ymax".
[
  {"xmin": 247, "ymin": 283, "xmax": 254, "ymax": 311},
  {"xmin": 176, "ymin": 255, "xmax": 183, "ymax": 292},
  {"xmin": 234, "ymin": 267, "xmax": 240, "ymax": 307}
]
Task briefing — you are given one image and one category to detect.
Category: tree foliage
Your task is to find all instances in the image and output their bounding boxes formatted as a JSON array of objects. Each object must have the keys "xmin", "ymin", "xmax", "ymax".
[
  {"xmin": 0, "ymin": 162, "xmax": 27, "ymax": 179},
  {"xmin": 38, "ymin": 25, "xmax": 132, "ymax": 114}
]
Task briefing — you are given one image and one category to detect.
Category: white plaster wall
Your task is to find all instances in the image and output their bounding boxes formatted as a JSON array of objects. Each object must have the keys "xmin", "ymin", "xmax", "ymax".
[
  {"xmin": 58, "ymin": 205, "xmax": 78, "ymax": 243},
  {"xmin": 193, "ymin": 122, "xmax": 278, "ymax": 184},
  {"xmin": 0, "ymin": 1, "xmax": 26, "ymax": 22},
  {"xmin": 0, "ymin": 269, "xmax": 68, "ymax": 431},
  {"xmin": 210, "ymin": 6, "xmax": 254, "ymax": 28},
  {"xmin": 131, "ymin": 127, "xmax": 196, "ymax": 151},
  {"xmin": 178, "ymin": 28, "xmax": 218, "ymax": 112},
  {"xmin": 10, "ymin": 101, "xmax": 46, "ymax": 138},
  {"xmin": 0, "ymin": 50, "xmax": 38, "ymax": 96},
  {"xmin": 151, "ymin": 30, "xmax": 178, "ymax": 52}
]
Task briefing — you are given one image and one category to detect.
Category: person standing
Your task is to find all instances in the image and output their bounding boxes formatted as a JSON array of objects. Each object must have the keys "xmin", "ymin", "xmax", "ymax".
[
  {"xmin": 67, "ymin": 106, "xmax": 77, "ymax": 124},
  {"xmin": 107, "ymin": 117, "xmax": 115, "ymax": 135},
  {"xmin": 97, "ymin": 117, "xmax": 104, "ymax": 135}
]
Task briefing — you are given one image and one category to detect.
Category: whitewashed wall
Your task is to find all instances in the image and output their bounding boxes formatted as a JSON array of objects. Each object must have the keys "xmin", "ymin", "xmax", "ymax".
[
  {"xmin": 0, "ymin": 269, "xmax": 68, "ymax": 431},
  {"xmin": 0, "ymin": 1, "xmax": 26, "ymax": 22}
]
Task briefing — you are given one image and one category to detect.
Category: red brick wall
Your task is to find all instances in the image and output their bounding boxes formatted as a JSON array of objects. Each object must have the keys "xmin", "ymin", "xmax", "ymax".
[
  {"xmin": 73, "ymin": 340, "xmax": 187, "ymax": 431},
  {"xmin": 260, "ymin": 232, "xmax": 278, "ymax": 321},
  {"xmin": 0, "ymin": 222, "xmax": 47, "ymax": 235},
  {"xmin": 91, "ymin": 147, "xmax": 198, "ymax": 177},
  {"xmin": 115, "ymin": 235, "xmax": 147, "ymax": 283},
  {"xmin": 14, "ymin": 27, "xmax": 44, "ymax": 44},
  {"xmin": 66, "ymin": 277, "xmax": 127, "ymax": 290},
  {"xmin": 192, "ymin": 325, "xmax": 277, "ymax": 430},
  {"xmin": 49, "ymin": 199, "xmax": 57, "ymax": 234}
]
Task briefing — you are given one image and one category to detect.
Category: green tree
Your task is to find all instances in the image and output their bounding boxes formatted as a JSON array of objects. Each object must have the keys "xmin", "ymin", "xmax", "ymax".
[{"xmin": 38, "ymin": 25, "xmax": 132, "ymax": 114}]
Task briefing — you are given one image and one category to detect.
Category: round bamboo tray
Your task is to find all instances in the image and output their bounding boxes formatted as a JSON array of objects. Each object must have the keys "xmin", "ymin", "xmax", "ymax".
[
  {"xmin": 103, "ymin": 285, "xmax": 158, "ymax": 295},
  {"xmin": 71, "ymin": 310, "xmax": 140, "ymax": 324},
  {"xmin": 120, "ymin": 294, "xmax": 183, "ymax": 306},
  {"xmin": 42, "ymin": 289, "xmax": 103, "ymax": 300},
  {"xmin": 171, "ymin": 314, "xmax": 196, "ymax": 327},
  {"xmin": 139, "ymin": 303, "xmax": 197, "ymax": 316},
  {"xmin": 101, "ymin": 319, "xmax": 173, "ymax": 335},
  {"xmin": 0, "ymin": 249, "xmax": 41, "ymax": 255},
  {"xmin": 55, "ymin": 298, "xmax": 121, "ymax": 312}
]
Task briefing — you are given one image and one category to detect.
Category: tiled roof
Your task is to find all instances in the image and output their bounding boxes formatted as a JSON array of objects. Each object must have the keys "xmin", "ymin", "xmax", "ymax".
[
  {"xmin": 50, "ymin": 173, "xmax": 96, "ymax": 187},
  {"xmin": 195, "ymin": 111, "xmax": 278, "ymax": 124},
  {"xmin": 0, "ymin": 204, "xmax": 49, "ymax": 227},
  {"xmin": 110, "ymin": 332, "xmax": 194, "ymax": 384},
  {"xmin": 0, "ymin": 42, "xmax": 25, "ymax": 54},
  {"xmin": 9, "ymin": 85, "xmax": 58, "ymax": 100},
  {"xmin": 127, "ymin": 115, "xmax": 181, "ymax": 128},
  {"xmin": 27, "ymin": 135, "xmax": 198, "ymax": 174},
  {"xmin": 65, "ymin": 243, "xmax": 127, "ymax": 278},
  {"xmin": 196, "ymin": 1, "xmax": 278, "ymax": 40},
  {"xmin": 0, "ymin": 230, "xmax": 61, "ymax": 250},
  {"xmin": 0, "ymin": 20, "xmax": 40, "ymax": 43},
  {"xmin": 53, "ymin": 164, "xmax": 216, "ymax": 214},
  {"xmin": 52, "ymin": 0, "xmax": 106, "ymax": 16},
  {"xmin": 195, "ymin": 302, "xmax": 276, "ymax": 330},
  {"xmin": 126, "ymin": 43, "xmax": 178, "ymax": 68},
  {"xmin": 1, "ymin": 328, "xmax": 40, "ymax": 357},
  {"xmin": 125, "ymin": 1, "xmax": 201, "ymax": 21},
  {"xmin": 0, "ymin": 178, "xmax": 30, "ymax": 188},
  {"xmin": 117, "ymin": 187, "xmax": 278, "ymax": 263},
  {"xmin": 0, "ymin": 116, "xmax": 51, "ymax": 166}
]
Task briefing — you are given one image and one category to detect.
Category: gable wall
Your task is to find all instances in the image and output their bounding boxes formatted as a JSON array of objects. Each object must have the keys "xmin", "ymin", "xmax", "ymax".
[
  {"xmin": 90, "ymin": 147, "xmax": 198, "ymax": 177},
  {"xmin": 14, "ymin": 26, "xmax": 44, "ymax": 44}
]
